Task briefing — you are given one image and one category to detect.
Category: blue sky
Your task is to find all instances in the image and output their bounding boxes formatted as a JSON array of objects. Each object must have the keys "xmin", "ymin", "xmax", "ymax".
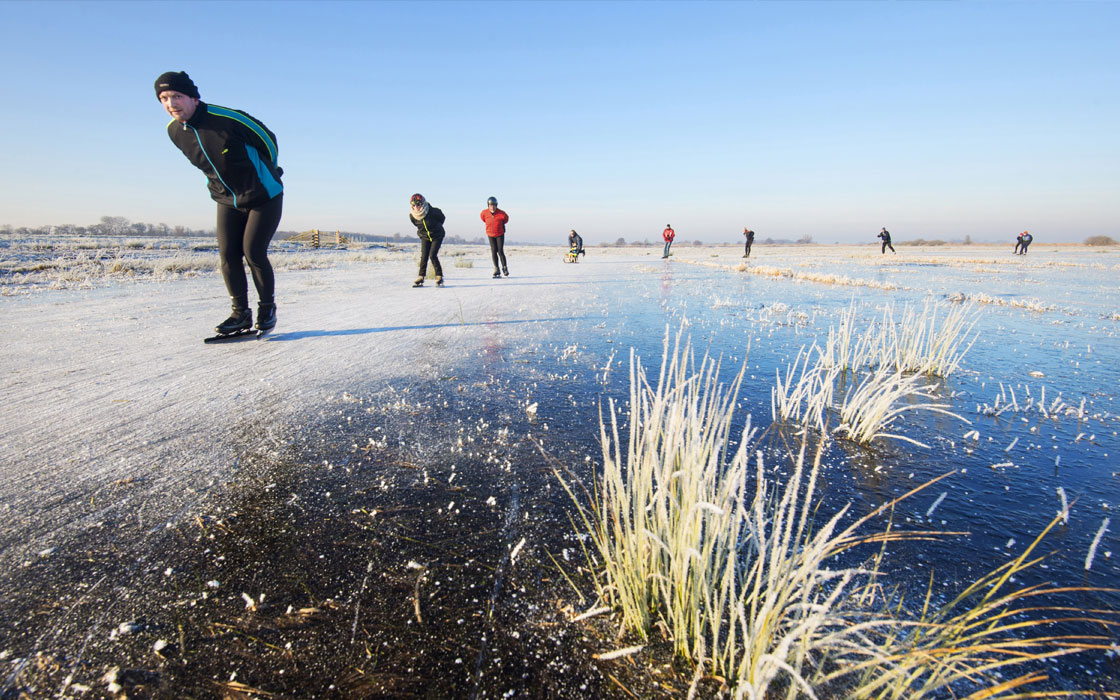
[{"xmin": 1, "ymin": 1, "xmax": 1116, "ymax": 244}]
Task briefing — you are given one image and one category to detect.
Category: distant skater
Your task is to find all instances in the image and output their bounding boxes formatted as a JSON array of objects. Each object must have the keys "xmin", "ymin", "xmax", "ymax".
[
  {"xmin": 743, "ymin": 227, "xmax": 755, "ymax": 257},
  {"xmin": 156, "ymin": 71, "xmax": 283, "ymax": 336},
  {"xmin": 662, "ymin": 224, "xmax": 675, "ymax": 258},
  {"xmin": 878, "ymin": 227, "xmax": 896, "ymax": 254},
  {"xmin": 567, "ymin": 229, "xmax": 585, "ymax": 262},
  {"xmin": 480, "ymin": 196, "xmax": 509, "ymax": 278},
  {"xmin": 409, "ymin": 193, "xmax": 445, "ymax": 287},
  {"xmin": 1014, "ymin": 230, "xmax": 1033, "ymax": 255}
]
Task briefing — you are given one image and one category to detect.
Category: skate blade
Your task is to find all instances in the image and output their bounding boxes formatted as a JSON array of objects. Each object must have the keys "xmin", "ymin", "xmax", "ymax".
[{"xmin": 204, "ymin": 329, "xmax": 262, "ymax": 344}]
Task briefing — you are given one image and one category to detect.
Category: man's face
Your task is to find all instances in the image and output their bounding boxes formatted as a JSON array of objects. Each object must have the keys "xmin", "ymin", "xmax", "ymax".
[
  {"xmin": 159, "ymin": 90, "xmax": 199, "ymax": 122},
  {"xmin": 488, "ymin": 202, "xmax": 497, "ymax": 213}
]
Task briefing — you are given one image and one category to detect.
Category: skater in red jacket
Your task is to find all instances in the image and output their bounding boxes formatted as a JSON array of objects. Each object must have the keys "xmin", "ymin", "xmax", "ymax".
[
  {"xmin": 662, "ymin": 225, "xmax": 675, "ymax": 258},
  {"xmin": 480, "ymin": 196, "xmax": 510, "ymax": 278}
]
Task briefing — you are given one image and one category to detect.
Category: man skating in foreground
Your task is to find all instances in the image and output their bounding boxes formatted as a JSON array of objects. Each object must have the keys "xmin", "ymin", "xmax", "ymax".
[{"xmin": 156, "ymin": 71, "xmax": 283, "ymax": 336}]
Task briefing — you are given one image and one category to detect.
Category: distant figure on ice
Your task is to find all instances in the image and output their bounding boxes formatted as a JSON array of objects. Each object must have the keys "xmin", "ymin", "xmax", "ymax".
[
  {"xmin": 409, "ymin": 193, "xmax": 445, "ymax": 287},
  {"xmin": 567, "ymin": 229, "xmax": 585, "ymax": 262},
  {"xmin": 743, "ymin": 227, "xmax": 756, "ymax": 258},
  {"xmin": 156, "ymin": 71, "xmax": 283, "ymax": 336},
  {"xmin": 1014, "ymin": 230, "xmax": 1033, "ymax": 255},
  {"xmin": 480, "ymin": 196, "xmax": 509, "ymax": 278},
  {"xmin": 662, "ymin": 224, "xmax": 675, "ymax": 258},
  {"xmin": 878, "ymin": 227, "xmax": 896, "ymax": 254}
]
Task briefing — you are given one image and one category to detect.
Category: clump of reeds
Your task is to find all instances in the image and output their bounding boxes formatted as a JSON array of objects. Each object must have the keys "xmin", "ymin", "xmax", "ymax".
[
  {"xmin": 877, "ymin": 302, "xmax": 979, "ymax": 376},
  {"xmin": 558, "ymin": 330, "xmax": 890, "ymax": 692},
  {"xmin": 833, "ymin": 367, "xmax": 965, "ymax": 448},
  {"xmin": 561, "ymin": 331, "xmax": 1118, "ymax": 697},
  {"xmin": 771, "ymin": 343, "xmax": 838, "ymax": 432},
  {"xmin": 772, "ymin": 301, "xmax": 976, "ymax": 446}
]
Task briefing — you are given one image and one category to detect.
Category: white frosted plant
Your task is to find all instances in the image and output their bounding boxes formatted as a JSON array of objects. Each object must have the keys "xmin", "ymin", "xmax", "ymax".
[
  {"xmin": 833, "ymin": 368, "xmax": 968, "ymax": 448},
  {"xmin": 773, "ymin": 301, "xmax": 976, "ymax": 446}
]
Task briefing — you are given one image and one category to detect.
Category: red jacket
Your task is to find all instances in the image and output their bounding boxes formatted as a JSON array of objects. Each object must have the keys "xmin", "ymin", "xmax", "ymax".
[
  {"xmin": 663, "ymin": 227, "xmax": 675, "ymax": 242},
  {"xmin": 480, "ymin": 208, "xmax": 509, "ymax": 237}
]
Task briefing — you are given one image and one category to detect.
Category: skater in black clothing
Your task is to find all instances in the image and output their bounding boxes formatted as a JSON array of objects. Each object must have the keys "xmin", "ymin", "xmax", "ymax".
[
  {"xmin": 743, "ymin": 227, "xmax": 755, "ymax": 257},
  {"xmin": 568, "ymin": 229, "xmax": 585, "ymax": 256},
  {"xmin": 156, "ymin": 71, "xmax": 283, "ymax": 335},
  {"xmin": 878, "ymin": 227, "xmax": 896, "ymax": 254},
  {"xmin": 409, "ymin": 193, "xmax": 445, "ymax": 286}
]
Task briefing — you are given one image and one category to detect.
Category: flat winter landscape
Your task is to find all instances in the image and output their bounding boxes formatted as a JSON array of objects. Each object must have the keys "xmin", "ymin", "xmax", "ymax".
[{"xmin": 1, "ymin": 237, "xmax": 1118, "ymax": 697}]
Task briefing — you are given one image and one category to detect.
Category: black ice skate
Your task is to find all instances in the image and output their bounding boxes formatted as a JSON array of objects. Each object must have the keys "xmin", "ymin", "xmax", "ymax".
[
  {"xmin": 256, "ymin": 302, "xmax": 277, "ymax": 332},
  {"xmin": 204, "ymin": 306, "xmax": 256, "ymax": 343}
]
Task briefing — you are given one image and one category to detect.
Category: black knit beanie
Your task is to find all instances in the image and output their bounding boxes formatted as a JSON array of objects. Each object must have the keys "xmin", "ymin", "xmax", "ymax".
[{"xmin": 154, "ymin": 71, "xmax": 200, "ymax": 99}]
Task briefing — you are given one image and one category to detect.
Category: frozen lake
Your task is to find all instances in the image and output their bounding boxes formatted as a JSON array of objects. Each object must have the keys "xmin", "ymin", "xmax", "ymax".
[{"xmin": 1, "ymin": 239, "xmax": 1117, "ymax": 695}]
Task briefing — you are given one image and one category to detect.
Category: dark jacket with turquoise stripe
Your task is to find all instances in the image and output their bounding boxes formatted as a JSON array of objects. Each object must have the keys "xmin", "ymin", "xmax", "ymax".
[{"xmin": 166, "ymin": 101, "xmax": 283, "ymax": 209}]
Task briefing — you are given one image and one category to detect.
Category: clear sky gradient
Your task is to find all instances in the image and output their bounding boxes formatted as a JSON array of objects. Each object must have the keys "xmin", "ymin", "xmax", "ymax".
[{"xmin": 1, "ymin": 1, "xmax": 1117, "ymax": 244}]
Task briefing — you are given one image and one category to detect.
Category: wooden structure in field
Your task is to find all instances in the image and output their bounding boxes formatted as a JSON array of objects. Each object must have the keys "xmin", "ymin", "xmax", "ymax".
[{"xmin": 289, "ymin": 229, "xmax": 349, "ymax": 248}]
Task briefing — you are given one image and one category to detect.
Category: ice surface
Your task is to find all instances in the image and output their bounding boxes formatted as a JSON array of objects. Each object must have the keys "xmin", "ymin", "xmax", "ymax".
[{"xmin": 1, "ymin": 238, "xmax": 1118, "ymax": 693}]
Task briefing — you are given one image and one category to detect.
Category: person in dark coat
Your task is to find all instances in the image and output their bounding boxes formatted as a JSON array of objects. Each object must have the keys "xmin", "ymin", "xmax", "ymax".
[
  {"xmin": 743, "ymin": 227, "xmax": 755, "ymax": 258},
  {"xmin": 156, "ymin": 70, "xmax": 283, "ymax": 335},
  {"xmin": 568, "ymin": 229, "xmax": 584, "ymax": 256},
  {"xmin": 878, "ymin": 227, "xmax": 896, "ymax": 254},
  {"xmin": 409, "ymin": 193, "xmax": 445, "ymax": 287}
]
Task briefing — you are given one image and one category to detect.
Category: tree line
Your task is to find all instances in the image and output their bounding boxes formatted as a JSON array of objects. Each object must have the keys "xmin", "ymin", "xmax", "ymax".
[{"xmin": 0, "ymin": 216, "xmax": 216, "ymax": 238}]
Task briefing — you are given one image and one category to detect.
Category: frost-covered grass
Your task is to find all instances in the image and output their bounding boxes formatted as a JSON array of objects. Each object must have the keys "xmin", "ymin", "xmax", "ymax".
[
  {"xmin": 560, "ymin": 331, "xmax": 1117, "ymax": 698},
  {"xmin": 772, "ymin": 301, "xmax": 975, "ymax": 446},
  {"xmin": 0, "ymin": 234, "xmax": 418, "ymax": 294}
]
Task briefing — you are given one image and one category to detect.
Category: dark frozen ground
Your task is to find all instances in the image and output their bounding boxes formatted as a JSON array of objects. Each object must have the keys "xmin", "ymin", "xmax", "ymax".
[{"xmin": 0, "ymin": 369, "xmax": 683, "ymax": 699}]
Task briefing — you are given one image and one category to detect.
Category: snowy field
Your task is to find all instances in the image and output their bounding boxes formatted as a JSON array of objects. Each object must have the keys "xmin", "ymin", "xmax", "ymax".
[{"xmin": 1, "ymin": 236, "xmax": 1118, "ymax": 696}]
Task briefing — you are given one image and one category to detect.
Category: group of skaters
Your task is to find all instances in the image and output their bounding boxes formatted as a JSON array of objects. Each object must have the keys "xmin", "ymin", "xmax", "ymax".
[
  {"xmin": 154, "ymin": 70, "xmax": 523, "ymax": 334},
  {"xmin": 154, "ymin": 71, "xmax": 1042, "ymax": 338},
  {"xmin": 877, "ymin": 227, "xmax": 1035, "ymax": 255},
  {"xmin": 407, "ymin": 193, "xmax": 511, "ymax": 288}
]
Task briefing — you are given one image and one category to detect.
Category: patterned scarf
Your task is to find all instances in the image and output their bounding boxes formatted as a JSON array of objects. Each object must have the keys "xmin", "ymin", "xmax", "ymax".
[{"xmin": 411, "ymin": 202, "xmax": 430, "ymax": 220}]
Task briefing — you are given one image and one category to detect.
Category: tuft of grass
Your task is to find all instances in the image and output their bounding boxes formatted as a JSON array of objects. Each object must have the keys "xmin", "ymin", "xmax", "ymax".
[
  {"xmin": 558, "ymin": 328, "xmax": 927, "ymax": 694},
  {"xmin": 773, "ymin": 302, "xmax": 976, "ymax": 446},
  {"xmin": 833, "ymin": 367, "xmax": 967, "ymax": 448},
  {"xmin": 560, "ymin": 330, "xmax": 1117, "ymax": 697}
]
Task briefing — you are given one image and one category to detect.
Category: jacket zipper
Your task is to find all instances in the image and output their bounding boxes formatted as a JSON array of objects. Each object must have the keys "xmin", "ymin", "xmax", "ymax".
[{"xmin": 188, "ymin": 123, "xmax": 238, "ymax": 208}]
